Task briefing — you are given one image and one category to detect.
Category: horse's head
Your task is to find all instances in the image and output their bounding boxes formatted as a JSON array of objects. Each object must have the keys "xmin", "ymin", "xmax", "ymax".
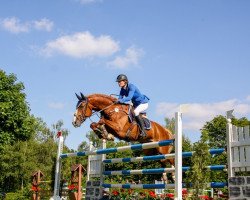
[{"xmin": 72, "ymin": 92, "xmax": 92, "ymax": 127}]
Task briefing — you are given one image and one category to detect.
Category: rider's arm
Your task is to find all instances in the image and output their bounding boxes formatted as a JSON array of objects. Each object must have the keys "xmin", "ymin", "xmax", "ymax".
[
  {"xmin": 118, "ymin": 84, "xmax": 135, "ymax": 103},
  {"xmin": 118, "ymin": 89, "xmax": 124, "ymax": 100}
]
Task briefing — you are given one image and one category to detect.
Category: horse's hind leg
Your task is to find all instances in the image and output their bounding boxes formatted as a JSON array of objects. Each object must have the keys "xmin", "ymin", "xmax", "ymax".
[
  {"xmin": 160, "ymin": 161, "xmax": 175, "ymax": 184},
  {"xmin": 158, "ymin": 145, "xmax": 175, "ymax": 183}
]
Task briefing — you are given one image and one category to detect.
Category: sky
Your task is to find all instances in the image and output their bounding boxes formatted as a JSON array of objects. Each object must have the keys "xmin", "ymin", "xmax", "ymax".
[{"xmin": 1, "ymin": 0, "xmax": 250, "ymax": 150}]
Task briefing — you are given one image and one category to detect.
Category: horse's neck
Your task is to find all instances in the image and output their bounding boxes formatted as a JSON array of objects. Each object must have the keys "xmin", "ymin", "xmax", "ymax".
[{"xmin": 88, "ymin": 95, "xmax": 113, "ymax": 111}]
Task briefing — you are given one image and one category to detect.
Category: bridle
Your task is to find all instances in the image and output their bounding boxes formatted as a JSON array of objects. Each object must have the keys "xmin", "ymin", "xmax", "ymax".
[
  {"xmin": 74, "ymin": 96, "xmax": 117, "ymax": 123},
  {"xmin": 74, "ymin": 98, "xmax": 89, "ymax": 124}
]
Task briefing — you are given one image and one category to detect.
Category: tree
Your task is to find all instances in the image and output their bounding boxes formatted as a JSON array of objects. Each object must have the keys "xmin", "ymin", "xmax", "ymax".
[
  {"xmin": 201, "ymin": 115, "xmax": 227, "ymax": 148},
  {"xmin": 32, "ymin": 117, "xmax": 54, "ymax": 142},
  {"xmin": 201, "ymin": 114, "xmax": 250, "ymax": 149},
  {"xmin": 182, "ymin": 135, "xmax": 193, "ymax": 168},
  {"xmin": 164, "ymin": 117, "xmax": 175, "ymax": 134},
  {"xmin": 52, "ymin": 120, "xmax": 70, "ymax": 140},
  {"xmin": 202, "ymin": 114, "xmax": 250, "ymax": 183},
  {"xmin": 0, "ymin": 128, "xmax": 59, "ymax": 192},
  {"xmin": 0, "ymin": 70, "xmax": 36, "ymax": 149},
  {"xmin": 185, "ymin": 130, "xmax": 211, "ymax": 199},
  {"xmin": 232, "ymin": 117, "xmax": 250, "ymax": 127}
]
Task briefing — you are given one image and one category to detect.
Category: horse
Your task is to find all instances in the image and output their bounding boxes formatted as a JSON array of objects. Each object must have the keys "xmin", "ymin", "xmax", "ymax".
[{"xmin": 72, "ymin": 93, "xmax": 174, "ymax": 167}]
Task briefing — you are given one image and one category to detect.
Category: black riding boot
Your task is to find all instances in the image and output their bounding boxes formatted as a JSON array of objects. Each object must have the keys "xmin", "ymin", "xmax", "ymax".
[{"xmin": 135, "ymin": 116, "xmax": 147, "ymax": 138}]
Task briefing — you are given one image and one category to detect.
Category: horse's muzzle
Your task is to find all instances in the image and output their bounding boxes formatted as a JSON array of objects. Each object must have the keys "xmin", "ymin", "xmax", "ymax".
[{"xmin": 72, "ymin": 121, "xmax": 80, "ymax": 128}]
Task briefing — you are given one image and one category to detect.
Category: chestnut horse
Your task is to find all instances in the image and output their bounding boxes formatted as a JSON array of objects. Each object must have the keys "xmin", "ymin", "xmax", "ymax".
[{"xmin": 72, "ymin": 93, "xmax": 174, "ymax": 166}]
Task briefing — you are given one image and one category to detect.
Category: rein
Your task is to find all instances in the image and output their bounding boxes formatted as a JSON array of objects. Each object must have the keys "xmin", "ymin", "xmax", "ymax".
[{"xmin": 81, "ymin": 99, "xmax": 117, "ymax": 121}]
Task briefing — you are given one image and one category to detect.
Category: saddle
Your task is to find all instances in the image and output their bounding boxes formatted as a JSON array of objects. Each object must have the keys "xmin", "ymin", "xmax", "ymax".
[{"xmin": 128, "ymin": 105, "xmax": 151, "ymax": 130}]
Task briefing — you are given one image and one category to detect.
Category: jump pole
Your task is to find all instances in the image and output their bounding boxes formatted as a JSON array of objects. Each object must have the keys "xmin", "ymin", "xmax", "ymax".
[
  {"xmin": 175, "ymin": 112, "xmax": 182, "ymax": 200},
  {"xmin": 50, "ymin": 131, "xmax": 64, "ymax": 200}
]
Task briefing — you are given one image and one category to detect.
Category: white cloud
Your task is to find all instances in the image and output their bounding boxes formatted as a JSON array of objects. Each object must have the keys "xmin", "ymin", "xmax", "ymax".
[
  {"xmin": 41, "ymin": 31, "xmax": 120, "ymax": 58},
  {"xmin": 33, "ymin": 18, "xmax": 53, "ymax": 32},
  {"xmin": 0, "ymin": 17, "xmax": 54, "ymax": 33},
  {"xmin": 107, "ymin": 46, "xmax": 144, "ymax": 69},
  {"xmin": 0, "ymin": 17, "xmax": 29, "ymax": 34},
  {"xmin": 156, "ymin": 97, "xmax": 250, "ymax": 132},
  {"xmin": 48, "ymin": 102, "xmax": 65, "ymax": 109},
  {"xmin": 246, "ymin": 95, "xmax": 250, "ymax": 102}
]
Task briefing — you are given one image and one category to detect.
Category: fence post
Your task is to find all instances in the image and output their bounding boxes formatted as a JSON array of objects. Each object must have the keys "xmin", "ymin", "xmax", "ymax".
[
  {"xmin": 226, "ymin": 110, "xmax": 234, "ymax": 177},
  {"xmin": 175, "ymin": 112, "xmax": 182, "ymax": 200},
  {"xmin": 51, "ymin": 131, "xmax": 64, "ymax": 200}
]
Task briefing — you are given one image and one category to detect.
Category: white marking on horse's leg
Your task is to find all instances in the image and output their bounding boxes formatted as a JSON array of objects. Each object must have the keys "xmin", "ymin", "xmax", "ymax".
[
  {"xmin": 171, "ymin": 165, "xmax": 175, "ymax": 182},
  {"xmin": 162, "ymin": 172, "xmax": 168, "ymax": 182}
]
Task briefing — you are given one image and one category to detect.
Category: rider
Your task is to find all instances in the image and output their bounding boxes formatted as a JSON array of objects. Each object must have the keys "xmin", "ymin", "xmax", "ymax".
[{"xmin": 116, "ymin": 74, "xmax": 149, "ymax": 138}]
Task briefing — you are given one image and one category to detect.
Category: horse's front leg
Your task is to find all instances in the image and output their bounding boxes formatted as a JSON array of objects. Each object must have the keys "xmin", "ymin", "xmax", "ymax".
[
  {"xmin": 90, "ymin": 122, "xmax": 103, "ymax": 139},
  {"xmin": 90, "ymin": 121, "xmax": 114, "ymax": 141}
]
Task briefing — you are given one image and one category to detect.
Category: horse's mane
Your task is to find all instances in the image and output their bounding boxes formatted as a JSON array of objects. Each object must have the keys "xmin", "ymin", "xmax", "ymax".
[{"xmin": 88, "ymin": 93, "xmax": 117, "ymax": 102}]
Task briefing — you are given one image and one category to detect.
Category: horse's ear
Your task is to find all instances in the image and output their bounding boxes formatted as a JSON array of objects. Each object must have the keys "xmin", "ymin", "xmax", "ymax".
[
  {"xmin": 75, "ymin": 93, "xmax": 82, "ymax": 100},
  {"xmin": 80, "ymin": 92, "xmax": 86, "ymax": 100}
]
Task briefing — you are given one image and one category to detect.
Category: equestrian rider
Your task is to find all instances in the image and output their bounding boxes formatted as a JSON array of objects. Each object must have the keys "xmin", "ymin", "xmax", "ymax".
[{"xmin": 116, "ymin": 74, "xmax": 149, "ymax": 138}]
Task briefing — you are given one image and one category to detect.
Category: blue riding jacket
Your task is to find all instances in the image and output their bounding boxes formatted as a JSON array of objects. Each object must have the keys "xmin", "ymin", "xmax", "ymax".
[{"xmin": 118, "ymin": 83, "xmax": 149, "ymax": 108}]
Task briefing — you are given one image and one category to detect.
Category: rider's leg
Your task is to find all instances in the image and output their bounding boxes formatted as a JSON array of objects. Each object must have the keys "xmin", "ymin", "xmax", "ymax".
[
  {"xmin": 135, "ymin": 115, "xmax": 147, "ymax": 138},
  {"xmin": 134, "ymin": 103, "xmax": 148, "ymax": 138}
]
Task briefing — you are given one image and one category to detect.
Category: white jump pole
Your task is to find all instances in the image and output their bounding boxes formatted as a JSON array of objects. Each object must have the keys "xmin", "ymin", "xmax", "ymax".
[
  {"xmin": 226, "ymin": 110, "xmax": 234, "ymax": 177},
  {"xmin": 50, "ymin": 131, "xmax": 64, "ymax": 200},
  {"xmin": 175, "ymin": 112, "xmax": 182, "ymax": 200}
]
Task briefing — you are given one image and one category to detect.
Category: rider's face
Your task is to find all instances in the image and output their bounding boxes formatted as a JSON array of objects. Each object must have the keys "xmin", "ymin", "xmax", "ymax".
[{"xmin": 118, "ymin": 80, "xmax": 126, "ymax": 88}]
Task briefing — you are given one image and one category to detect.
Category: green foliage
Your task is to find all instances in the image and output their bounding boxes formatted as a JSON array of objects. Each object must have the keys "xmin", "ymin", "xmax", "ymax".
[
  {"xmin": 201, "ymin": 115, "xmax": 227, "ymax": 148},
  {"xmin": 52, "ymin": 120, "xmax": 70, "ymax": 140},
  {"xmin": 86, "ymin": 131, "xmax": 102, "ymax": 147},
  {"xmin": 201, "ymin": 115, "xmax": 250, "ymax": 149},
  {"xmin": 0, "ymin": 69, "xmax": 86, "ymax": 196},
  {"xmin": 164, "ymin": 116, "xmax": 193, "ymax": 167},
  {"xmin": 201, "ymin": 114, "xmax": 250, "ymax": 185},
  {"xmin": 232, "ymin": 117, "xmax": 250, "ymax": 127},
  {"xmin": 0, "ymin": 70, "xmax": 36, "ymax": 149},
  {"xmin": 185, "ymin": 130, "xmax": 211, "ymax": 199},
  {"xmin": 0, "ymin": 138, "xmax": 58, "ymax": 192},
  {"xmin": 4, "ymin": 185, "xmax": 31, "ymax": 199},
  {"xmin": 182, "ymin": 136, "xmax": 193, "ymax": 175},
  {"xmin": 164, "ymin": 117, "xmax": 175, "ymax": 134}
]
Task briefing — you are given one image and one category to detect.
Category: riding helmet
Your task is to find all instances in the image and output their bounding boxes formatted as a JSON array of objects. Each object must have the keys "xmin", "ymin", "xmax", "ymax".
[{"xmin": 116, "ymin": 74, "xmax": 128, "ymax": 82}]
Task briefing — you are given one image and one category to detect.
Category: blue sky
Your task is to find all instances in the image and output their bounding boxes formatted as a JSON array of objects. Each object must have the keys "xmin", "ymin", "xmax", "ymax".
[{"xmin": 1, "ymin": 0, "xmax": 250, "ymax": 150}]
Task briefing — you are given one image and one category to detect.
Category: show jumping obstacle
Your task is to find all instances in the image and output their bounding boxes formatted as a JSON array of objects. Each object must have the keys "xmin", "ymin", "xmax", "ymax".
[
  {"xmin": 72, "ymin": 93, "xmax": 174, "ymax": 165},
  {"xmin": 51, "ymin": 111, "xmax": 250, "ymax": 200}
]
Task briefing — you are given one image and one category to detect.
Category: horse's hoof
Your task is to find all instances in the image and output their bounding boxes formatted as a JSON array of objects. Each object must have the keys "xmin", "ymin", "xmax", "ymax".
[{"xmin": 107, "ymin": 134, "xmax": 115, "ymax": 141}]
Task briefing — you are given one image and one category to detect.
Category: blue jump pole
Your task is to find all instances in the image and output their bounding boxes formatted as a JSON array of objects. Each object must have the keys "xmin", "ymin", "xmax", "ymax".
[
  {"xmin": 60, "ymin": 139, "xmax": 174, "ymax": 158},
  {"xmin": 103, "ymin": 165, "xmax": 226, "ymax": 175},
  {"xmin": 103, "ymin": 148, "xmax": 225, "ymax": 164}
]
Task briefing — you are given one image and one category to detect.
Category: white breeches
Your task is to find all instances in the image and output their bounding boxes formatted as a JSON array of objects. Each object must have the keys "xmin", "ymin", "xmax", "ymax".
[{"xmin": 134, "ymin": 103, "xmax": 149, "ymax": 116}]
